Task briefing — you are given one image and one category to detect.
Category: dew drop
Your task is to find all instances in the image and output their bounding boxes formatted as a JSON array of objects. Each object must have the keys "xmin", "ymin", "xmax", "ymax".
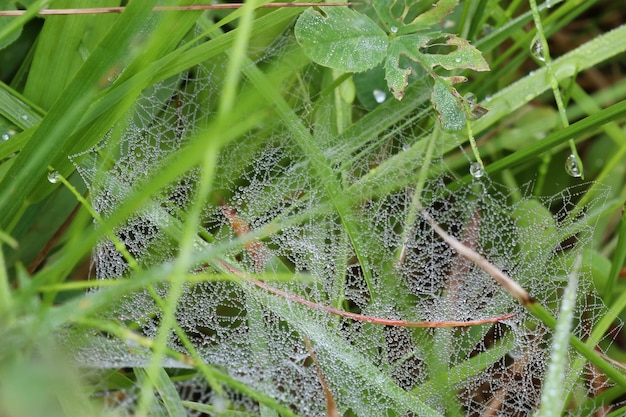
[
  {"xmin": 546, "ymin": 0, "xmax": 552, "ymax": 7},
  {"xmin": 390, "ymin": 26, "xmax": 398, "ymax": 34},
  {"xmin": 470, "ymin": 162, "xmax": 484, "ymax": 178},
  {"xmin": 21, "ymin": 114, "xmax": 28, "ymax": 121},
  {"xmin": 564, "ymin": 154, "xmax": 582, "ymax": 178},
  {"xmin": 4, "ymin": 128, "xmax": 16, "ymax": 140},
  {"xmin": 373, "ymin": 89, "xmax": 387, "ymax": 103},
  {"xmin": 530, "ymin": 35, "xmax": 545, "ymax": 62},
  {"xmin": 48, "ymin": 170, "xmax": 61, "ymax": 184},
  {"xmin": 455, "ymin": 57, "xmax": 461, "ymax": 63},
  {"xmin": 464, "ymin": 93, "xmax": 489, "ymax": 119}
]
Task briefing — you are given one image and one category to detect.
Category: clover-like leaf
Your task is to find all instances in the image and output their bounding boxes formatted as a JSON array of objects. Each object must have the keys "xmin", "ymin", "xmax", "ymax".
[
  {"xmin": 296, "ymin": 2, "xmax": 490, "ymax": 132},
  {"xmin": 295, "ymin": 6, "xmax": 389, "ymax": 73}
]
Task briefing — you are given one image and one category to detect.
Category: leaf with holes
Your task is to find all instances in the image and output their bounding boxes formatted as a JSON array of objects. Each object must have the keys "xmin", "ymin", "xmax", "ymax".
[
  {"xmin": 386, "ymin": 32, "xmax": 489, "ymax": 130},
  {"xmin": 373, "ymin": 0, "xmax": 459, "ymax": 35}
]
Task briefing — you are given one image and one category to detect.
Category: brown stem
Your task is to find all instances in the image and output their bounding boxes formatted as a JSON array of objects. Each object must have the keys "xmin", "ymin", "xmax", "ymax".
[
  {"xmin": 0, "ymin": 3, "xmax": 359, "ymax": 16},
  {"xmin": 27, "ymin": 203, "xmax": 81, "ymax": 274},
  {"xmin": 220, "ymin": 260, "xmax": 516, "ymax": 328}
]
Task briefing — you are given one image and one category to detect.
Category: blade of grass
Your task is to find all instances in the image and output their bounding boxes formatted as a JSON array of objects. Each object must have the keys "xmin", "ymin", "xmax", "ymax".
[
  {"xmin": 422, "ymin": 210, "xmax": 626, "ymax": 390},
  {"xmin": 0, "ymin": 0, "xmax": 161, "ymax": 231},
  {"xmin": 135, "ymin": 368, "xmax": 186, "ymax": 417},
  {"xmin": 242, "ymin": 48, "xmax": 378, "ymax": 299},
  {"xmin": 23, "ymin": 0, "xmax": 120, "ymax": 110},
  {"xmin": 0, "ymin": 0, "xmax": 51, "ymax": 45},
  {"xmin": 537, "ymin": 254, "xmax": 582, "ymax": 417},
  {"xmin": 604, "ymin": 208, "xmax": 626, "ymax": 305},
  {"xmin": 0, "ymin": 81, "xmax": 44, "ymax": 128}
]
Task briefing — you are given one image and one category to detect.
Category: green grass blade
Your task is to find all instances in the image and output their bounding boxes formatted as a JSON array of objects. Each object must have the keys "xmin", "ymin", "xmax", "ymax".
[{"xmin": 0, "ymin": 0, "xmax": 161, "ymax": 231}]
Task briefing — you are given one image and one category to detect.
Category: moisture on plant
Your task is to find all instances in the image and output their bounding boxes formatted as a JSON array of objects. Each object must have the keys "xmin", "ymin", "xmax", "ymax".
[{"xmin": 0, "ymin": 1, "xmax": 626, "ymax": 417}]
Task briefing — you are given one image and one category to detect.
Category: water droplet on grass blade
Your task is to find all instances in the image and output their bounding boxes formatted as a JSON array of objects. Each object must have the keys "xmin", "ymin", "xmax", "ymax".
[
  {"xmin": 390, "ymin": 26, "xmax": 398, "ymax": 34},
  {"xmin": 470, "ymin": 162, "xmax": 484, "ymax": 178},
  {"xmin": 373, "ymin": 89, "xmax": 387, "ymax": 103},
  {"xmin": 531, "ymin": 35, "xmax": 545, "ymax": 62},
  {"xmin": 48, "ymin": 170, "xmax": 61, "ymax": 184},
  {"xmin": 565, "ymin": 154, "xmax": 582, "ymax": 178}
]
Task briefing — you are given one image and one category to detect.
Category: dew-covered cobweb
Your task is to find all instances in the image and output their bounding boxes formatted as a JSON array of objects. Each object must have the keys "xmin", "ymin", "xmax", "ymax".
[{"xmin": 65, "ymin": 21, "xmax": 620, "ymax": 417}]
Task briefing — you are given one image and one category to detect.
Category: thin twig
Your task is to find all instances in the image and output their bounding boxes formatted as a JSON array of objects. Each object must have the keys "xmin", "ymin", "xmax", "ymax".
[
  {"xmin": 0, "ymin": 3, "xmax": 358, "ymax": 16},
  {"xmin": 303, "ymin": 337, "xmax": 339, "ymax": 417},
  {"xmin": 219, "ymin": 199, "xmax": 514, "ymax": 328},
  {"xmin": 27, "ymin": 202, "xmax": 81, "ymax": 274},
  {"xmin": 220, "ymin": 260, "xmax": 516, "ymax": 328},
  {"xmin": 421, "ymin": 210, "xmax": 534, "ymax": 306}
]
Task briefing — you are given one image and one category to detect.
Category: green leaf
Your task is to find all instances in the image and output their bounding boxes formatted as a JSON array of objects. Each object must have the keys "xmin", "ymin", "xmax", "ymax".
[
  {"xmin": 294, "ymin": 6, "xmax": 389, "ymax": 72},
  {"xmin": 385, "ymin": 34, "xmax": 430, "ymax": 99},
  {"xmin": 23, "ymin": 0, "xmax": 120, "ymax": 110},
  {"xmin": 374, "ymin": 0, "xmax": 459, "ymax": 35},
  {"xmin": 0, "ymin": 0, "xmax": 22, "ymax": 49},
  {"xmin": 431, "ymin": 77, "xmax": 465, "ymax": 132},
  {"xmin": 385, "ymin": 32, "xmax": 488, "ymax": 128},
  {"xmin": 417, "ymin": 34, "xmax": 490, "ymax": 72}
]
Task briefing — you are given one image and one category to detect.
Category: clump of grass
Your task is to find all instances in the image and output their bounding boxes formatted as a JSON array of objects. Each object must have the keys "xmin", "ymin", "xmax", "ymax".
[{"xmin": 1, "ymin": 1, "xmax": 626, "ymax": 416}]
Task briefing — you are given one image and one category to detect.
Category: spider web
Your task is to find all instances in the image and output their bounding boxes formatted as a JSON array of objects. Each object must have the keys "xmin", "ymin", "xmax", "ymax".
[{"xmin": 66, "ymin": 20, "xmax": 620, "ymax": 417}]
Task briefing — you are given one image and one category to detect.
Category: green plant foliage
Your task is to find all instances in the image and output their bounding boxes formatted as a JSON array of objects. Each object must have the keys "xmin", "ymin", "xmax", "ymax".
[
  {"xmin": 295, "ymin": 0, "xmax": 489, "ymax": 131},
  {"xmin": 1, "ymin": 1, "xmax": 626, "ymax": 416},
  {"xmin": 0, "ymin": 0, "xmax": 21, "ymax": 49},
  {"xmin": 294, "ymin": 6, "xmax": 388, "ymax": 72}
]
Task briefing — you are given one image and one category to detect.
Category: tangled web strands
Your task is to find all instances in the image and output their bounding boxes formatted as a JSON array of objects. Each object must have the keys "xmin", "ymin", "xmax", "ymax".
[{"xmin": 68, "ymin": 33, "xmax": 615, "ymax": 417}]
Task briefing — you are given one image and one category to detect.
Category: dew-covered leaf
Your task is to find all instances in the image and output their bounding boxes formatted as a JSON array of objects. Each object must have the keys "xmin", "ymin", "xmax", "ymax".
[
  {"xmin": 417, "ymin": 33, "xmax": 490, "ymax": 72},
  {"xmin": 384, "ymin": 34, "xmax": 430, "ymax": 100},
  {"xmin": 385, "ymin": 32, "xmax": 488, "ymax": 128},
  {"xmin": 431, "ymin": 77, "xmax": 466, "ymax": 132},
  {"xmin": 373, "ymin": 0, "xmax": 459, "ymax": 34},
  {"xmin": 294, "ymin": 6, "xmax": 389, "ymax": 72}
]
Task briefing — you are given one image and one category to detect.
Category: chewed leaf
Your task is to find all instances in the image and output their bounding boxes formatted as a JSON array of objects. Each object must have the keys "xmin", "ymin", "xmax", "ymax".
[
  {"xmin": 385, "ymin": 34, "xmax": 430, "ymax": 99},
  {"xmin": 374, "ymin": 0, "xmax": 459, "ymax": 34},
  {"xmin": 418, "ymin": 34, "xmax": 490, "ymax": 72},
  {"xmin": 295, "ymin": 6, "xmax": 389, "ymax": 73},
  {"xmin": 431, "ymin": 78, "xmax": 466, "ymax": 132}
]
